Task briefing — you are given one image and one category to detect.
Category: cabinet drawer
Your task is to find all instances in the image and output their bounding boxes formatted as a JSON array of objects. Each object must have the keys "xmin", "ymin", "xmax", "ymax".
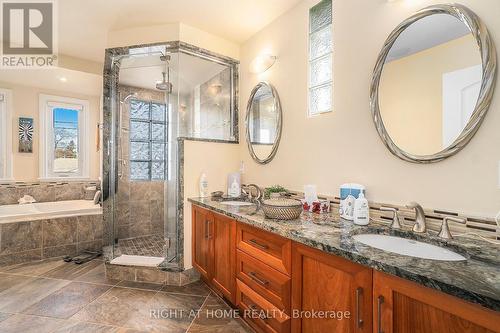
[
  {"xmin": 237, "ymin": 250, "xmax": 291, "ymax": 313},
  {"xmin": 236, "ymin": 223, "xmax": 291, "ymax": 275},
  {"xmin": 237, "ymin": 279, "xmax": 291, "ymax": 333}
]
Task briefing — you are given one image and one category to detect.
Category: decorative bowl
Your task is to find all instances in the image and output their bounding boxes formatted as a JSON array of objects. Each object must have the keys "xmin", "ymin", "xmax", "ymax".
[{"xmin": 261, "ymin": 198, "xmax": 302, "ymax": 220}]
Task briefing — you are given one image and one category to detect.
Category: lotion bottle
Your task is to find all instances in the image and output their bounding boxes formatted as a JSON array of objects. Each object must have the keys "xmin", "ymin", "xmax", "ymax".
[
  {"xmin": 353, "ymin": 192, "xmax": 370, "ymax": 225},
  {"xmin": 199, "ymin": 172, "xmax": 208, "ymax": 198}
]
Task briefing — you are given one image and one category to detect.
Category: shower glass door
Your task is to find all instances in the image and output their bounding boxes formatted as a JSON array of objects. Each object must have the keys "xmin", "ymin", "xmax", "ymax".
[{"xmin": 108, "ymin": 45, "xmax": 179, "ymax": 266}]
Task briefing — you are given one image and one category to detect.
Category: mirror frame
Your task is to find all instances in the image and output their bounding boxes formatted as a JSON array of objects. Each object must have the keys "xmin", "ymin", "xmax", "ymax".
[
  {"xmin": 370, "ymin": 4, "xmax": 497, "ymax": 163},
  {"xmin": 245, "ymin": 82, "xmax": 283, "ymax": 164}
]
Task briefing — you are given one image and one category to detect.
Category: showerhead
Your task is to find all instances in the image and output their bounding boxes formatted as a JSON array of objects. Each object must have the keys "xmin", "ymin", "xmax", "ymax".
[
  {"xmin": 156, "ymin": 54, "xmax": 173, "ymax": 93},
  {"xmin": 156, "ymin": 71, "xmax": 173, "ymax": 92}
]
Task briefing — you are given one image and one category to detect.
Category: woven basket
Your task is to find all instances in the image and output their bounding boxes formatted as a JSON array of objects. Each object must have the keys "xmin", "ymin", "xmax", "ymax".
[{"xmin": 261, "ymin": 198, "xmax": 302, "ymax": 220}]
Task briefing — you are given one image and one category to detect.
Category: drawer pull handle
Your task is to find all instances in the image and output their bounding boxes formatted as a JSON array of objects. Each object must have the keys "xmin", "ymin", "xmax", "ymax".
[
  {"xmin": 377, "ymin": 295, "xmax": 384, "ymax": 333},
  {"xmin": 205, "ymin": 220, "xmax": 209, "ymax": 239},
  {"xmin": 249, "ymin": 239, "xmax": 269, "ymax": 250},
  {"xmin": 249, "ymin": 271, "xmax": 269, "ymax": 286},
  {"xmin": 249, "ymin": 304, "xmax": 268, "ymax": 320},
  {"xmin": 356, "ymin": 287, "xmax": 363, "ymax": 328},
  {"xmin": 207, "ymin": 220, "xmax": 212, "ymax": 239}
]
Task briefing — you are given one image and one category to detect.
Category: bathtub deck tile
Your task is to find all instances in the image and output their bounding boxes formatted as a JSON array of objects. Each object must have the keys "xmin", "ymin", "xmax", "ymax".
[
  {"xmin": 0, "ymin": 221, "xmax": 42, "ymax": 255},
  {"xmin": 0, "ymin": 248, "xmax": 42, "ymax": 267},
  {"xmin": 42, "ymin": 218, "xmax": 78, "ymax": 248},
  {"xmin": 43, "ymin": 244, "xmax": 78, "ymax": 259}
]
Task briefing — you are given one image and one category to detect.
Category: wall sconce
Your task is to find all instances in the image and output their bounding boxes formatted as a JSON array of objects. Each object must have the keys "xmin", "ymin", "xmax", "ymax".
[
  {"xmin": 209, "ymin": 83, "xmax": 222, "ymax": 96},
  {"xmin": 249, "ymin": 54, "xmax": 277, "ymax": 74}
]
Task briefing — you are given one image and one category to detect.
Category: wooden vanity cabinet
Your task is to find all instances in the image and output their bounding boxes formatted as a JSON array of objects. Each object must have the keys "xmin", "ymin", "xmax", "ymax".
[
  {"xmin": 193, "ymin": 204, "xmax": 500, "ymax": 333},
  {"xmin": 192, "ymin": 205, "xmax": 236, "ymax": 303},
  {"xmin": 291, "ymin": 243, "xmax": 373, "ymax": 333},
  {"xmin": 373, "ymin": 271, "xmax": 500, "ymax": 333},
  {"xmin": 192, "ymin": 205, "xmax": 212, "ymax": 280}
]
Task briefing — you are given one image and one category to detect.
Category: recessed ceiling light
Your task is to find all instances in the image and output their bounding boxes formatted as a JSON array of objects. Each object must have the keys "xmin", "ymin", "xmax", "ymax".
[{"xmin": 59, "ymin": 77, "xmax": 67, "ymax": 82}]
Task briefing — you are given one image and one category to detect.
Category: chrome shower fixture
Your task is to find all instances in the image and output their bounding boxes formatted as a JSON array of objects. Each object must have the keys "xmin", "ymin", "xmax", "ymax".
[{"xmin": 156, "ymin": 54, "xmax": 173, "ymax": 93}]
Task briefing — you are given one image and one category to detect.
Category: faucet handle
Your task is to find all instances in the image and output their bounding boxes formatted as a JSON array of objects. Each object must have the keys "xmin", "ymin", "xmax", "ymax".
[
  {"xmin": 380, "ymin": 206, "xmax": 402, "ymax": 229},
  {"xmin": 438, "ymin": 216, "xmax": 466, "ymax": 240}
]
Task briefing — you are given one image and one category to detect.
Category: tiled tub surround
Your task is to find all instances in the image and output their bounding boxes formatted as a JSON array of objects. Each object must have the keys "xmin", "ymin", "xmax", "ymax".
[
  {"xmin": 189, "ymin": 197, "xmax": 500, "ymax": 312},
  {"xmin": 0, "ymin": 181, "xmax": 100, "ymax": 205},
  {"xmin": 0, "ymin": 214, "xmax": 103, "ymax": 266}
]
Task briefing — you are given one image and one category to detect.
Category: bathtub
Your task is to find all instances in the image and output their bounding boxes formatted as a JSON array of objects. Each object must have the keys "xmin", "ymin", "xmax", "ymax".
[{"xmin": 0, "ymin": 200, "xmax": 102, "ymax": 223}]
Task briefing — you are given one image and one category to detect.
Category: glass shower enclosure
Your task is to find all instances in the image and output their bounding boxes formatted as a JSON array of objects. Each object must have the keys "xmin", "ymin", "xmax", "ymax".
[{"xmin": 102, "ymin": 42, "xmax": 238, "ymax": 269}]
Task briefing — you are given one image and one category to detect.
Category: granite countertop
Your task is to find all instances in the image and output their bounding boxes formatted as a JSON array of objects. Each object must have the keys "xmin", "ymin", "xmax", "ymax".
[{"xmin": 188, "ymin": 197, "xmax": 500, "ymax": 312}]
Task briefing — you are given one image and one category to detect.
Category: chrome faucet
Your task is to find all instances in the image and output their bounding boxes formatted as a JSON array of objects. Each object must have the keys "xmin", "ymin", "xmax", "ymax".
[
  {"xmin": 406, "ymin": 202, "xmax": 427, "ymax": 233},
  {"xmin": 241, "ymin": 184, "xmax": 262, "ymax": 202},
  {"xmin": 380, "ymin": 206, "xmax": 402, "ymax": 229},
  {"xmin": 438, "ymin": 216, "xmax": 466, "ymax": 240}
]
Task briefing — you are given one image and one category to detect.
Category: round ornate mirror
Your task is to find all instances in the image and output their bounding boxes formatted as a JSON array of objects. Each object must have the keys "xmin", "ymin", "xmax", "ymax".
[
  {"xmin": 246, "ymin": 82, "xmax": 282, "ymax": 164},
  {"xmin": 370, "ymin": 4, "xmax": 496, "ymax": 163}
]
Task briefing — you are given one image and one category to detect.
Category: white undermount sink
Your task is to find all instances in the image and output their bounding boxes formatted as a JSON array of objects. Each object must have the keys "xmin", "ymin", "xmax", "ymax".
[
  {"xmin": 353, "ymin": 234, "xmax": 466, "ymax": 261},
  {"xmin": 220, "ymin": 201, "xmax": 254, "ymax": 207}
]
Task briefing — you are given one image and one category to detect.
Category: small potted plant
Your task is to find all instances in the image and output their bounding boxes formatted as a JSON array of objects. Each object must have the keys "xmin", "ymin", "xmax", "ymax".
[{"xmin": 264, "ymin": 185, "xmax": 288, "ymax": 199}]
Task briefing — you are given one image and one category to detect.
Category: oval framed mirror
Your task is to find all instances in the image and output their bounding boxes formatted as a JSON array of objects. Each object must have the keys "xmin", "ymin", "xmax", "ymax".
[
  {"xmin": 370, "ymin": 4, "xmax": 496, "ymax": 163},
  {"xmin": 245, "ymin": 82, "xmax": 282, "ymax": 164}
]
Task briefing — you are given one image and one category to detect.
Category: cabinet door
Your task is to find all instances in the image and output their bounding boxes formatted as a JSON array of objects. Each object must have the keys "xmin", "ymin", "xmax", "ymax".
[
  {"xmin": 291, "ymin": 243, "xmax": 372, "ymax": 333},
  {"xmin": 373, "ymin": 271, "xmax": 500, "ymax": 333},
  {"xmin": 211, "ymin": 212, "xmax": 236, "ymax": 303},
  {"xmin": 192, "ymin": 205, "xmax": 212, "ymax": 280}
]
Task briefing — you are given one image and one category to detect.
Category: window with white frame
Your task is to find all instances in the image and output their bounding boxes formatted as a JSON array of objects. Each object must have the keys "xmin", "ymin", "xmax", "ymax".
[
  {"xmin": 39, "ymin": 94, "xmax": 90, "ymax": 179},
  {"xmin": 308, "ymin": 0, "xmax": 333, "ymax": 116},
  {"xmin": 0, "ymin": 89, "xmax": 13, "ymax": 181}
]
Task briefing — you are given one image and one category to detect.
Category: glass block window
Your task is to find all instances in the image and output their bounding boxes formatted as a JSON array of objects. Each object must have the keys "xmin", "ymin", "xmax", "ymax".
[
  {"xmin": 309, "ymin": 0, "xmax": 333, "ymax": 116},
  {"xmin": 129, "ymin": 99, "xmax": 167, "ymax": 181}
]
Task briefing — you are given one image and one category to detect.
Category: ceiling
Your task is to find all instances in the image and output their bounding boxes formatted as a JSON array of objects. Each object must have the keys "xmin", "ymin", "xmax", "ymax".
[
  {"xmin": 57, "ymin": 0, "xmax": 302, "ymax": 63},
  {"xmin": 387, "ymin": 14, "xmax": 471, "ymax": 62}
]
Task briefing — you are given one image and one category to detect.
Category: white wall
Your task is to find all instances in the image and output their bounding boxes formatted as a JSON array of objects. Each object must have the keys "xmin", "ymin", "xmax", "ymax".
[
  {"xmin": 183, "ymin": 140, "xmax": 240, "ymax": 268},
  {"xmin": 238, "ymin": 0, "xmax": 500, "ymax": 217}
]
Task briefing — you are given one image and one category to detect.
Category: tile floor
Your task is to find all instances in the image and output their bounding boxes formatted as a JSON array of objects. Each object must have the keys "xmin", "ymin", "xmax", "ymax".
[
  {"xmin": 0, "ymin": 258, "xmax": 253, "ymax": 333},
  {"xmin": 116, "ymin": 235, "xmax": 166, "ymax": 257}
]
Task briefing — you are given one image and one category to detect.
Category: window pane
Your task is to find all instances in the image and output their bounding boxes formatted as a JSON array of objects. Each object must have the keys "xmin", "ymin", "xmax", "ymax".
[
  {"xmin": 152, "ymin": 123, "xmax": 165, "ymax": 141},
  {"xmin": 152, "ymin": 162, "xmax": 165, "ymax": 180},
  {"xmin": 130, "ymin": 141, "xmax": 150, "ymax": 160},
  {"xmin": 310, "ymin": 54, "xmax": 332, "ymax": 87},
  {"xmin": 130, "ymin": 100, "xmax": 150, "ymax": 120},
  {"xmin": 152, "ymin": 103, "xmax": 166, "ymax": 122},
  {"xmin": 130, "ymin": 120, "xmax": 149, "ymax": 140},
  {"xmin": 309, "ymin": 85, "xmax": 332, "ymax": 115},
  {"xmin": 310, "ymin": 25, "xmax": 332, "ymax": 60},
  {"xmin": 152, "ymin": 143, "xmax": 165, "ymax": 161},
  {"xmin": 130, "ymin": 161, "xmax": 149, "ymax": 180},
  {"xmin": 53, "ymin": 108, "xmax": 79, "ymax": 173},
  {"xmin": 310, "ymin": 0, "xmax": 332, "ymax": 33}
]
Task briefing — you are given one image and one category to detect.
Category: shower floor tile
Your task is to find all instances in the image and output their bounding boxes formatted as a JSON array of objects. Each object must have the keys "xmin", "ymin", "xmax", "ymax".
[{"xmin": 116, "ymin": 235, "xmax": 166, "ymax": 258}]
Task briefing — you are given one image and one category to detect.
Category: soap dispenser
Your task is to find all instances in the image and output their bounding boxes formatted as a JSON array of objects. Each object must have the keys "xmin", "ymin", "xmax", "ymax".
[{"xmin": 353, "ymin": 192, "xmax": 370, "ymax": 226}]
